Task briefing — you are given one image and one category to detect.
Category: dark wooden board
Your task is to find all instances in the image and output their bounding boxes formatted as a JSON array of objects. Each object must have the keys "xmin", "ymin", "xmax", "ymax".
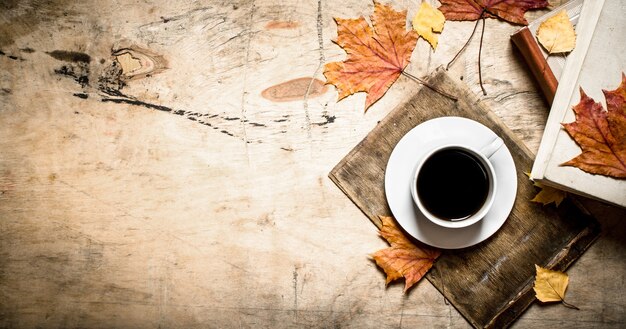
[{"xmin": 328, "ymin": 68, "xmax": 601, "ymax": 329}]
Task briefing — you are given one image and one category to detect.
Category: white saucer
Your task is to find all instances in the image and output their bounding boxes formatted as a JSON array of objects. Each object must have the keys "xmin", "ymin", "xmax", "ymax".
[{"xmin": 384, "ymin": 117, "xmax": 517, "ymax": 249}]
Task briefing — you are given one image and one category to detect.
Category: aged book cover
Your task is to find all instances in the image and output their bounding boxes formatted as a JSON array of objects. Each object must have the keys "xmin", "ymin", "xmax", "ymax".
[{"xmin": 531, "ymin": 0, "xmax": 626, "ymax": 208}]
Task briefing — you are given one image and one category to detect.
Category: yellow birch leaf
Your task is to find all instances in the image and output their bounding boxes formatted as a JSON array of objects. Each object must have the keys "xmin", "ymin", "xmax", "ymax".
[
  {"xmin": 412, "ymin": 2, "xmax": 445, "ymax": 49},
  {"xmin": 533, "ymin": 265, "xmax": 579, "ymax": 309},
  {"xmin": 536, "ymin": 10, "xmax": 576, "ymax": 54},
  {"xmin": 525, "ymin": 172, "xmax": 566, "ymax": 207},
  {"xmin": 531, "ymin": 182, "xmax": 566, "ymax": 206}
]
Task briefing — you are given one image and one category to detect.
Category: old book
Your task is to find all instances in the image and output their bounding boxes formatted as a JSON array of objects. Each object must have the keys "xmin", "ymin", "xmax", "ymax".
[
  {"xmin": 510, "ymin": 0, "xmax": 584, "ymax": 105},
  {"xmin": 531, "ymin": 0, "xmax": 626, "ymax": 208}
]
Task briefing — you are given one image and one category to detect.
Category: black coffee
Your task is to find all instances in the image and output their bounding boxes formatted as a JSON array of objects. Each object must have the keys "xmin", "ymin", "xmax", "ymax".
[{"xmin": 416, "ymin": 148, "xmax": 490, "ymax": 220}]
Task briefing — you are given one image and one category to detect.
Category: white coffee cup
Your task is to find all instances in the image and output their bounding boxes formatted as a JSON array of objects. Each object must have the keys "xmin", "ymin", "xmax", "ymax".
[{"xmin": 410, "ymin": 137, "xmax": 504, "ymax": 228}]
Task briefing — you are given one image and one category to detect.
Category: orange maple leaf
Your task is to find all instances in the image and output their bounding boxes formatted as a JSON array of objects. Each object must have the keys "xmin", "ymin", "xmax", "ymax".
[
  {"xmin": 562, "ymin": 73, "xmax": 626, "ymax": 178},
  {"xmin": 438, "ymin": 0, "xmax": 549, "ymax": 25},
  {"xmin": 372, "ymin": 216, "xmax": 441, "ymax": 292},
  {"xmin": 323, "ymin": 1, "xmax": 418, "ymax": 112}
]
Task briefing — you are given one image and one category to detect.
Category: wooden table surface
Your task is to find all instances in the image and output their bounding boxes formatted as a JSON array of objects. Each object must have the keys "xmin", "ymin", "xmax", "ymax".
[{"xmin": 1, "ymin": 0, "xmax": 624, "ymax": 328}]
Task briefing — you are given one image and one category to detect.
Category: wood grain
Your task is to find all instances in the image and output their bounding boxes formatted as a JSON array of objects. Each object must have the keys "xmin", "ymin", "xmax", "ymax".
[
  {"xmin": 329, "ymin": 68, "xmax": 601, "ymax": 328},
  {"xmin": 1, "ymin": 0, "xmax": 624, "ymax": 328}
]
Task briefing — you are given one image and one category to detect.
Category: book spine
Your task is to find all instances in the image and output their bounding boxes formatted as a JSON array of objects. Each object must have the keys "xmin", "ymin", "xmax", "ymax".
[{"xmin": 511, "ymin": 27, "xmax": 558, "ymax": 105}]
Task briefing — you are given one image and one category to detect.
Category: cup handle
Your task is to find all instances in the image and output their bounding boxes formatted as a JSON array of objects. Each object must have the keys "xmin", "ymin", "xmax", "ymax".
[{"xmin": 480, "ymin": 137, "xmax": 504, "ymax": 159}]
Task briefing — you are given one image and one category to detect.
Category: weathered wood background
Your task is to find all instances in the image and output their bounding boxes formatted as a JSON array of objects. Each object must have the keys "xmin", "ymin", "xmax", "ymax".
[{"xmin": 0, "ymin": 0, "xmax": 624, "ymax": 328}]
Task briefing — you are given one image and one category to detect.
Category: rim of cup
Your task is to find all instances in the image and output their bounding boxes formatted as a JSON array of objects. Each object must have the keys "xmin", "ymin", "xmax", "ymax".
[{"xmin": 410, "ymin": 144, "xmax": 498, "ymax": 229}]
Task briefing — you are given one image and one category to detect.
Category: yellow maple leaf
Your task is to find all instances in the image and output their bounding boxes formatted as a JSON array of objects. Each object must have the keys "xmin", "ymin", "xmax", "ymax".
[
  {"xmin": 412, "ymin": 2, "xmax": 445, "ymax": 49},
  {"xmin": 536, "ymin": 10, "xmax": 576, "ymax": 54},
  {"xmin": 533, "ymin": 265, "xmax": 579, "ymax": 309}
]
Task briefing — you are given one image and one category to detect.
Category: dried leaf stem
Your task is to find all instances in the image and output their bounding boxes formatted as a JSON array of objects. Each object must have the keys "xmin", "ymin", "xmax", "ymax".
[
  {"xmin": 401, "ymin": 71, "xmax": 458, "ymax": 101},
  {"xmin": 561, "ymin": 300, "xmax": 580, "ymax": 310},
  {"xmin": 546, "ymin": 280, "xmax": 579, "ymax": 310},
  {"xmin": 446, "ymin": 9, "xmax": 488, "ymax": 95},
  {"xmin": 478, "ymin": 17, "xmax": 487, "ymax": 95},
  {"xmin": 446, "ymin": 16, "xmax": 481, "ymax": 70}
]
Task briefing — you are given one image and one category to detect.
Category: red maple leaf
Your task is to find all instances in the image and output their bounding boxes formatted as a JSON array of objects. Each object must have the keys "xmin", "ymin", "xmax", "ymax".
[
  {"xmin": 440, "ymin": 0, "xmax": 549, "ymax": 94},
  {"xmin": 439, "ymin": 0, "xmax": 549, "ymax": 25},
  {"xmin": 562, "ymin": 73, "xmax": 626, "ymax": 178}
]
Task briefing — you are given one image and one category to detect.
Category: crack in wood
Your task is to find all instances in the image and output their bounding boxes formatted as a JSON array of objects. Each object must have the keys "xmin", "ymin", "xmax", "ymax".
[
  {"xmin": 302, "ymin": 0, "xmax": 326, "ymax": 140},
  {"xmin": 43, "ymin": 42, "xmax": 329, "ymax": 149},
  {"xmin": 238, "ymin": 0, "xmax": 258, "ymax": 163}
]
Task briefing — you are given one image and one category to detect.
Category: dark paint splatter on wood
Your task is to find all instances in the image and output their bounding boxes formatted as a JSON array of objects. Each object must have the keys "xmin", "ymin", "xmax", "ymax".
[
  {"xmin": 55, "ymin": 64, "xmax": 89, "ymax": 87},
  {"xmin": 47, "ymin": 50, "xmax": 91, "ymax": 63},
  {"xmin": 313, "ymin": 113, "xmax": 336, "ymax": 126},
  {"xmin": 99, "ymin": 94, "xmax": 245, "ymax": 138},
  {"xmin": 261, "ymin": 77, "xmax": 328, "ymax": 102},
  {"xmin": 98, "ymin": 60, "xmax": 125, "ymax": 96},
  {"xmin": 101, "ymin": 97, "xmax": 172, "ymax": 112},
  {"xmin": 322, "ymin": 114, "xmax": 335, "ymax": 124},
  {"xmin": 0, "ymin": 51, "xmax": 24, "ymax": 61}
]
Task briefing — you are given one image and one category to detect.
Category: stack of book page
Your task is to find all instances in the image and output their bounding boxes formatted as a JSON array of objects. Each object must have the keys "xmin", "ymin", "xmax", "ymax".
[{"xmin": 526, "ymin": 0, "xmax": 625, "ymax": 208}]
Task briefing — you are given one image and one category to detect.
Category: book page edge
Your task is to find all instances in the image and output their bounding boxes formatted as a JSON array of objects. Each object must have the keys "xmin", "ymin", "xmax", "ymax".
[{"xmin": 530, "ymin": 0, "xmax": 605, "ymax": 180}]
